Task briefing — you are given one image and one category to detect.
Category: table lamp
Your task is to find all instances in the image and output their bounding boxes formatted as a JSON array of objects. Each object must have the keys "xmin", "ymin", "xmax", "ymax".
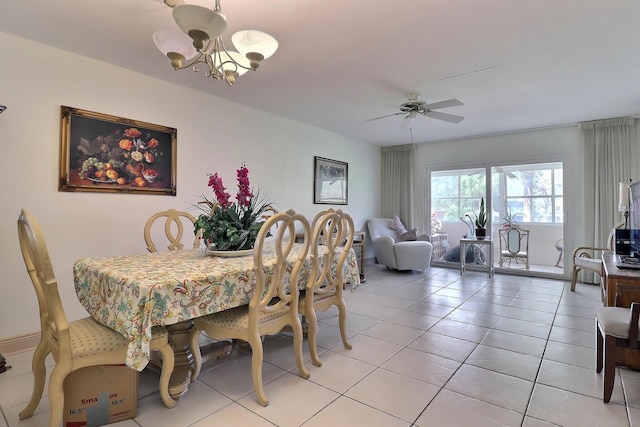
[{"xmin": 619, "ymin": 180, "xmax": 632, "ymax": 229}]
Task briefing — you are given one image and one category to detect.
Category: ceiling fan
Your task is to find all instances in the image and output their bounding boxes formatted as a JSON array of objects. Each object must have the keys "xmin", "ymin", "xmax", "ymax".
[{"xmin": 365, "ymin": 93, "xmax": 464, "ymax": 140}]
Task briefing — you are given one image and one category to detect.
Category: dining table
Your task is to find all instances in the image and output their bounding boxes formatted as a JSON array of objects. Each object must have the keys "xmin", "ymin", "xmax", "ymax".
[{"xmin": 73, "ymin": 242, "xmax": 360, "ymax": 400}]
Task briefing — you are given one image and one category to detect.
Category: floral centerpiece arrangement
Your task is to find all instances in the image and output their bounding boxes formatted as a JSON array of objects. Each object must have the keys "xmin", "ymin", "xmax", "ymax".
[{"xmin": 194, "ymin": 164, "xmax": 275, "ymax": 251}]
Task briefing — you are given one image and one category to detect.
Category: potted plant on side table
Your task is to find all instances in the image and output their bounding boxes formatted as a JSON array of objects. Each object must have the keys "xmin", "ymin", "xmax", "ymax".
[{"xmin": 467, "ymin": 198, "xmax": 488, "ymax": 240}]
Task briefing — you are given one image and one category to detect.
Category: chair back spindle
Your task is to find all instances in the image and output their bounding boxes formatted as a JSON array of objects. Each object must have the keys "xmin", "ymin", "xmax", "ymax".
[{"xmin": 144, "ymin": 209, "xmax": 198, "ymax": 252}]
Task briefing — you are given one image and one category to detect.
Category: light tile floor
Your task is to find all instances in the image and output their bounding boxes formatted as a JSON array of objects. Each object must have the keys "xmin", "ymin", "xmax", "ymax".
[{"xmin": 2, "ymin": 265, "xmax": 639, "ymax": 426}]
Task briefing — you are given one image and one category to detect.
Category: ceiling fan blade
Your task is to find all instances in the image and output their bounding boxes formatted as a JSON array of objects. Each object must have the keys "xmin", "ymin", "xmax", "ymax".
[
  {"xmin": 362, "ymin": 112, "xmax": 404, "ymax": 122},
  {"xmin": 424, "ymin": 99, "xmax": 463, "ymax": 110},
  {"xmin": 425, "ymin": 110, "xmax": 465, "ymax": 123}
]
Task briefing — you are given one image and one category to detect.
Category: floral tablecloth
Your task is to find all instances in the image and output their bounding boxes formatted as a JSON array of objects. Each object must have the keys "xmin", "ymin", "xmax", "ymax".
[{"xmin": 73, "ymin": 245, "xmax": 359, "ymax": 371}]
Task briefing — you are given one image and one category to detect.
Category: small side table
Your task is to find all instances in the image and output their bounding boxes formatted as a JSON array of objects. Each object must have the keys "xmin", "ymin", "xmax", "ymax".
[
  {"xmin": 460, "ymin": 238, "xmax": 494, "ymax": 277},
  {"xmin": 352, "ymin": 231, "xmax": 366, "ymax": 282}
]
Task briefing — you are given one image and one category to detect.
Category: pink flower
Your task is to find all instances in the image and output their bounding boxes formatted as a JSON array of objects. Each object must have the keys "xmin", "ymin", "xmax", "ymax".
[
  {"xmin": 236, "ymin": 165, "xmax": 253, "ymax": 207},
  {"xmin": 207, "ymin": 172, "xmax": 231, "ymax": 208}
]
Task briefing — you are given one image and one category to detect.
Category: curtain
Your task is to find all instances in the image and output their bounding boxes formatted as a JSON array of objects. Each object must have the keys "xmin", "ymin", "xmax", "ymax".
[
  {"xmin": 581, "ymin": 116, "xmax": 637, "ymax": 283},
  {"xmin": 381, "ymin": 144, "xmax": 415, "ymax": 226}
]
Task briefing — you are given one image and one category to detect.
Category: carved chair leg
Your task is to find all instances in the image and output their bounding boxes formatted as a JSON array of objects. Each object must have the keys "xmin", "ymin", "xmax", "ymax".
[
  {"xmin": 305, "ymin": 309, "xmax": 322, "ymax": 367},
  {"xmin": 249, "ymin": 331, "xmax": 268, "ymax": 407},
  {"xmin": 19, "ymin": 340, "xmax": 49, "ymax": 420},
  {"xmin": 291, "ymin": 317, "xmax": 310, "ymax": 379},
  {"xmin": 337, "ymin": 302, "xmax": 352, "ymax": 351}
]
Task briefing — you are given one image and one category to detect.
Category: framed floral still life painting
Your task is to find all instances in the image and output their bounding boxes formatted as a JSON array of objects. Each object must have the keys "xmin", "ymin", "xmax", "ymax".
[
  {"xmin": 59, "ymin": 106, "xmax": 177, "ymax": 195},
  {"xmin": 313, "ymin": 156, "xmax": 348, "ymax": 205}
]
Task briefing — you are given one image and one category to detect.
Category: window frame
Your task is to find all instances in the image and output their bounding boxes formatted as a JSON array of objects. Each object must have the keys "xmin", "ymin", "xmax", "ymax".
[{"xmin": 429, "ymin": 162, "xmax": 563, "ymax": 230}]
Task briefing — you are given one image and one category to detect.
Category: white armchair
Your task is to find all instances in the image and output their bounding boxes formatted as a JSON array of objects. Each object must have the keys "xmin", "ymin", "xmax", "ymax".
[{"xmin": 366, "ymin": 218, "xmax": 433, "ymax": 271}]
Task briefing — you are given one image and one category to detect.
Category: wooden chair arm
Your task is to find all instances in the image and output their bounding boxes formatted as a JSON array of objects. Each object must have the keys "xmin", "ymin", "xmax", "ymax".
[{"xmin": 572, "ymin": 246, "xmax": 608, "ymax": 260}]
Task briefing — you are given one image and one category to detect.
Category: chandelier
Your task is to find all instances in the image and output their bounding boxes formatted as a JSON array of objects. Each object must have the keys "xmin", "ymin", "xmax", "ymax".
[{"xmin": 153, "ymin": 0, "xmax": 278, "ymax": 85}]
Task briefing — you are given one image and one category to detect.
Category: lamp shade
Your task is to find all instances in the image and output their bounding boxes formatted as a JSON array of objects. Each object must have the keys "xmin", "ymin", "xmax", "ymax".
[
  {"xmin": 231, "ymin": 30, "xmax": 278, "ymax": 60},
  {"xmin": 172, "ymin": 4, "xmax": 227, "ymax": 40},
  {"xmin": 619, "ymin": 181, "xmax": 631, "ymax": 211},
  {"xmin": 152, "ymin": 30, "xmax": 198, "ymax": 60}
]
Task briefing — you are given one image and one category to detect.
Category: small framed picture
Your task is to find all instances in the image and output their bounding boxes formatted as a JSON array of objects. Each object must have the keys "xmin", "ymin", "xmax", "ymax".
[
  {"xmin": 314, "ymin": 156, "xmax": 348, "ymax": 205},
  {"xmin": 59, "ymin": 106, "xmax": 177, "ymax": 195}
]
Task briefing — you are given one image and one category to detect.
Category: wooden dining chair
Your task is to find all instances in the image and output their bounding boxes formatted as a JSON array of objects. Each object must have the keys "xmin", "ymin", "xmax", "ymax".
[
  {"xmin": 188, "ymin": 209, "xmax": 312, "ymax": 407},
  {"xmin": 595, "ymin": 284, "xmax": 640, "ymax": 402},
  {"xmin": 300, "ymin": 209, "xmax": 355, "ymax": 367},
  {"xmin": 17, "ymin": 209, "xmax": 177, "ymax": 427},
  {"xmin": 144, "ymin": 208, "xmax": 199, "ymax": 252}
]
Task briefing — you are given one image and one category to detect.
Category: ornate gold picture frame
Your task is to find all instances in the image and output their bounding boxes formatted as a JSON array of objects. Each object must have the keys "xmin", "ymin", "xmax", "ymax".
[{"xmin": 59, "ymin": 106, "xmax": 177, "ymax": 195}]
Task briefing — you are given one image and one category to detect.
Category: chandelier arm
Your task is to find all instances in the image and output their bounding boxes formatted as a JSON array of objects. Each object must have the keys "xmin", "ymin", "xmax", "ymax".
[
  {"xmin": 202, "ymin": 52, "xmax": 217, "ymax": 78},
  {"xmin": 167, "ymin": 52, "xmax": 224, "ymax": 81},
  {"xmin": 217, "ymin": 37, "xmax": 254, "ymax": 71}
]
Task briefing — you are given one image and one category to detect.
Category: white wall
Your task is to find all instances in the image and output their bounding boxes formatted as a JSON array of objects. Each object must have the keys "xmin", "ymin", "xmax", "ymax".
[
  {"xmin": 0, "ymin": 33, "xmax": 380, "ymax": 340},
  {"xmin": 414, "ymin": 126, "xmax": 584, "ymax": 277}
]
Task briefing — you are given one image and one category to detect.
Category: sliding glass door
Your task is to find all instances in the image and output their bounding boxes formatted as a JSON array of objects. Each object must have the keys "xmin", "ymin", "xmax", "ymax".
[{"xmin": 429, "ymin": 162, "xmax": 564, "ymax": 275}]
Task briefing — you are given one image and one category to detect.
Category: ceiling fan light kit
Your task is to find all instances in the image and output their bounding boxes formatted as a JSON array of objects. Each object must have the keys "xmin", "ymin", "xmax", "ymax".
[{"xmin": 153, "ymin": 0, "xmax": 278, "ymax": 86}]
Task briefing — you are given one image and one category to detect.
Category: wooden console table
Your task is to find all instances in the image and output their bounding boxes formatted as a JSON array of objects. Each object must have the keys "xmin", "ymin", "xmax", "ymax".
[{"xmin": 601, "ymin": 251, "xmax": 640, "ymax": 307}]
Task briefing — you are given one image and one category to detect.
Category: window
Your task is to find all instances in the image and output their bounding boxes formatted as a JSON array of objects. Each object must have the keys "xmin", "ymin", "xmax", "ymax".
[
  {"xmin": 431, "ymin": 168, "xmax": 486, "ymax": 222},
  {"xmin": 430, "ymin": 162, "xmax": 563, "ymax": 226},
  {"xmin": 492, "ymin": 162, "xmax": 563, "ymax": 224}
]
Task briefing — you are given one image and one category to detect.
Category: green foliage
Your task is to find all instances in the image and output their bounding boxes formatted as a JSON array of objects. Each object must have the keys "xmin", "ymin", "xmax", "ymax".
[
  {"xmin": 502, "ymin": 209, "xmax": 523, "ymax": 228},
  {"xmin": 194, "ymin": 189, "xmax": 274, "ymax": 251},
  {"xmin": 466, "ymin": 197, "xmax": 487, "ymax": 229}
]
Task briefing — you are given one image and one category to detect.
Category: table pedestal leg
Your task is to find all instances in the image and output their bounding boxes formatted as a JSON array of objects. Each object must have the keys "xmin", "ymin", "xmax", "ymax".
[
  {"xmin": 165, "ymin": 321, "xmax": 232, "ymax": 401},
  {"xmin": 166, "ymin": 321, "xmax": 194, "ymax": 401}
]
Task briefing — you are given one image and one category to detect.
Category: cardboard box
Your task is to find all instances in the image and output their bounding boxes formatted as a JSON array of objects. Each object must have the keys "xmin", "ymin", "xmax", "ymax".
[{"xmin": 63, "ymin": 365, "xmax": 137, "ymax": 427}]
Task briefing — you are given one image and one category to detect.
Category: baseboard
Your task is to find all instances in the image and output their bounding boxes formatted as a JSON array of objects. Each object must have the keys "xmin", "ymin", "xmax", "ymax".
[{"xmin": 0, "ymin": 332, "xmax": 40, "ymax": 355}]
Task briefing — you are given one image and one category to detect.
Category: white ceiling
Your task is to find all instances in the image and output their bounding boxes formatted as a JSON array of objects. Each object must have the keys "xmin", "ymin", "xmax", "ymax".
[{"xmin": 2, "ymin": 0, "xmax": 640, "ymax": 146}]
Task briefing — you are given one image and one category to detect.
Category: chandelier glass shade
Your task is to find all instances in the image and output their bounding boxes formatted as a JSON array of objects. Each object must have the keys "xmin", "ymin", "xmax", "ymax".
[{"xmin": 153, "ymin": 0, "xmax": 278, "ymax": 85}]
